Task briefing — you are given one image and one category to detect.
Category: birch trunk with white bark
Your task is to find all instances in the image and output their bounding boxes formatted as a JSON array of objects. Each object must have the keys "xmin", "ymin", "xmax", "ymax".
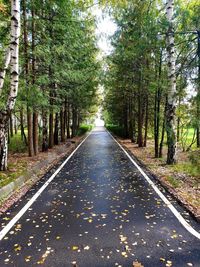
[
  {"xmin": 0, "ymin": 0, "xmax": 20, "ymax": 170},
  {"xmin": 165, "ymin": 0, "xmax": 177, "ymax": 164},
  {"xmin": 0, "ymin": 48, "xmax": 11, "ymax": 95},
  {"xmin": 7, "ymin": 0, "xmax": 20, "ymax": 112}
]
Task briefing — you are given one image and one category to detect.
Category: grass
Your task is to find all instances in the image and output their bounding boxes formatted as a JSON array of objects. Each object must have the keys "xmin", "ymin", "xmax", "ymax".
[
  {"xmin": 8, "ymin": 132, "xmax": 27, "ymax": 153},
  {"xmin": 170, "ymin": 162, "xmax": 200, "ymax": 179},
  {"xmin": 166, "ymin": 176, "xmax": 181, "ymax": 188},
  {"xmin": 0, "ymin": 160, "xmax": 28, "ymax": 188}
]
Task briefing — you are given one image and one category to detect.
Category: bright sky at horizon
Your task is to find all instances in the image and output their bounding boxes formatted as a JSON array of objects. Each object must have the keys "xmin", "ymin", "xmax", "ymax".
[{"xmin": 93, "ymin": 7, "xmax": 117, "ymax": 56}]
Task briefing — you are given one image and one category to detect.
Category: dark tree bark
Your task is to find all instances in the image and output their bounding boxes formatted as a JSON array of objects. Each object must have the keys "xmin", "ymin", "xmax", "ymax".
[
  {"xmin": 42, "ymin": 110, "xmax": 48, "ymax": 152},
  {"xmin": 49, "ymin": 111, "xmax": 54, "ymax": 148},
  {"xmin": 72, "ymin": 106, "xmax": 77, "ymax": 138},
  {"xmin": 144, "ymin": 94, "xmax": 149, "ymax": 147},
  {"xmin": 31, "ymin": 1, "xmax": 38, "ymax": 155},
  {"xmin": 159, "ymin": 96, "xmax": 167, "ymax": 158},
  {"xmin": 66, "ymin": 101, "xmax": 71, "ymax": 139},
  {"xmin": 54, "ymin": 113, "xmax": 59, "ymax": 145},
  {"xmin": 197, "ymin": 31, "xmax": 200, "ymax": 147},
  {"xmin": 14, "ymin": 113, "xmax": 17, "ymax": 134},
  {"xmin": 124, "ymin": 102, "xmax": 129, "ymax": 138},
  {"xmin": 137, "ymin": 72, "xmax": 143, "ymax": 147},
  {"xmin": 10, "ymin": 113, "xmax": 14, "ymax": 137},
  {"xmin": 33, "ymin": 112, "xmax": 39, "ymax": 155},
  {"xmin": 0, "ymin": 114, "xmax": 9, "ymax": 170},
  {"xmin": 154, "ymin": 53, "xmax": 162, "ymax": 157},
  {"xmin": 20, "ymin": 109, "xmax": 25, "ymax": 141},
  {"xmin": 22, "ymin": 0, "xmax": 34, "ymax": 157},
  {"xmin": 27, "ymin": 109, "xmax": 34, "ymax": 156},
  {"xmin": 60, "ymin": 106, "xmax": 65, "ymax": 142}
]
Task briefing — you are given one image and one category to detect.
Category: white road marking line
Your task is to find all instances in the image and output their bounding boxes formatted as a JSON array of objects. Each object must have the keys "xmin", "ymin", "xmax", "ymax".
[
  {"xmin": 0, "ymin": 133, "xmax": 91, "ymax": 241},
  {"xmin": 107, "ymin": 130, "xmax": 200, "ymax": 240}
]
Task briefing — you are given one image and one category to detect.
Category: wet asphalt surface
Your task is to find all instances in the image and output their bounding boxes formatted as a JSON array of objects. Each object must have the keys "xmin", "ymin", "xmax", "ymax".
[{"xmin": 0, "ymin": 128, "xmax": 200, "ymax": 267}]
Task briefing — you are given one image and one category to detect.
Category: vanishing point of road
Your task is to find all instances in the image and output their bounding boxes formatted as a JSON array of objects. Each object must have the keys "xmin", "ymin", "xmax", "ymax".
[{"xmin": 0, "ymin": 127, "xmax": 200, "ymax": 267}]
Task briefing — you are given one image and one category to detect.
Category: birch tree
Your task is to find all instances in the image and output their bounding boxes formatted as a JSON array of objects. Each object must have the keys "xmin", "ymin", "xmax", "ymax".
[
  {"xmin": 165, "ymin": 0, "xmax": 177, "ymax": 164},
  {"xmin": 0, "ymin": 0, "xmax": 20, "ymax": 170}
]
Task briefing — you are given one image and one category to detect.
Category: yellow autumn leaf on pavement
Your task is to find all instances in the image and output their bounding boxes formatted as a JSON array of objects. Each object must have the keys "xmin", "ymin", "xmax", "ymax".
[{"xmin": 72, "ymin": 246, "xmax": 79, "ymax": 251}]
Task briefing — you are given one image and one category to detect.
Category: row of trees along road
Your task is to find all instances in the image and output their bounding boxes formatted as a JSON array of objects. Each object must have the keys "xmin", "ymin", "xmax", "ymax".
[
  {"xmin": 103, "ymin": 0, "xmax": 200, "ymax": 164},
  {"xmin": 0, "ymin": 0, "xmax": 100, "ymax": 170}
]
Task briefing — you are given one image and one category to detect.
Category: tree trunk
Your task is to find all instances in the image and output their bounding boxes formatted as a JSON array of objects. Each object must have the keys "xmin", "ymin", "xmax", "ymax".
[
  {"xmin": 124, "ymin": 103, "xmax": 129, "ymax": 138},
  {"xmin": 20, "ymin": 109, "xmax": 24, "ymax": 140},
  {"xmin": 54, "ymin": 113, "xmax": 59, "ymax": 145},
  {"xmin": 154, "ymin": 50, "xmax": 162, "ymax": 157},
  {"xmin": 33, "ymin": 112, "xmax": 39, "ymax": 155},
  {"xmin": 14, "ymin": 113, "xmax": 17, "ymax": 134},
  {"xmin": 72, "ymin": 107, "xmax": 77, "ymax": 138},
  {"xmin": 0, "ymin": 0, "xmax": 20, "ymax": 170},
  {"xmin": 60, "ymin": 107, "xmax": 65, "ymax": 142},
  {"xmin": 197, "ymin": 31, "xmax": 200, "ymax": 147},
  {"xmin": 10, "ymin": 113, "xmax": 14, "ymax": 137},
  {"xmin": 129, "ymin": 96, "xmax": 134, "ymax": 142},
  {"xmin": 137, "ymin": 72, "xmax": 143, "ymax": 147},
  {"xmin": 166, "ymin": 0, "xmax": 177, "ymax": 164},
  {"xmin": 27, "ymin": 108, "xmax": 34, "ymax": 157},
  {"xmin": 20, "ymin": 109, "xmax": 27, "ymax": 145},
  {"xmin": 177, "ymin": 116, "xmax": 180, "ymax": 142},
  {"xmin": 66, "ymin": 101, "xmax": 71, "ymax": 139},
  {"xmin": 0, "ymin": 116, "xmax": 8, "ymax": 171},
  {"xmin": 159, "ymin": 96, "xmax": 168, "ymax": 158},
  {"xmin": 0, "ymin": 48, "xmax": 11, "ymax": 96},
  {"xmin": 42, "ymin": 110, "xmax": 48, "ymax": 152},
  {"xmin": 144, "ymin": 94, "xmax": 148, "ymax": 147},
  {"xmin": 7, "ymin": 0, "xmax": 20, "ymax": 112},
  {"xmin": 132, "ymin": 92, "xmax": 137, "ymax": 142},
  {"xmin": 22, "ymin": 0, "xmax": 34, "ymax": 156},
  {"xmin": 31, "ymin": 2, "xmax": 38, "ymax": 155},
  {"xmin": 49, "ymin": 111, "xmax": 54, "ymax": 148}
]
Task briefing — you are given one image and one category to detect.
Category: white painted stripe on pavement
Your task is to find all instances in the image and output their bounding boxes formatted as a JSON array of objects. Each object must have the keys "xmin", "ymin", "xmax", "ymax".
[
  {"xmin": 0, "ymin": 133, "xmax": 91, "ymax": 241},
  {"xmin": 107, "ymin": 130, "xmax": 200, "ymax": 240}
]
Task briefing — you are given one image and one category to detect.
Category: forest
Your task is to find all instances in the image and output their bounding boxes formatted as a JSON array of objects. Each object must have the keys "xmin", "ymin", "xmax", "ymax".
[
  {"xmin": 103, "ymin": 0, "xmax": 200, "ymax": 166},
  {"xmin": 0, "ymin": 0, "xmax": 100, "ymax": 171}
]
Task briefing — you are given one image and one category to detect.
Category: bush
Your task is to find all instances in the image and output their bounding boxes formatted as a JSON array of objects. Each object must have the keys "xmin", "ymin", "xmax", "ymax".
[
  {"xmin": 106, "ymin": 124, "xmax": 126, "ymax": 138},
  {"xmin": 77, "ymin": 124, "xmax": 93, "ymax": 136}
]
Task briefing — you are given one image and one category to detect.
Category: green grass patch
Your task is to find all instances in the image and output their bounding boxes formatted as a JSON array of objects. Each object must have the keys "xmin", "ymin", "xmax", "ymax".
[
  {"xmin": 171, "ymin": 162, "xmax": 199, "ymax": 178},
  {"xmin": 166, "ymin": 176, "xmax": 181, "ymax": 188},
  {"xmin": 0, "ymin": 160, "xmax": 28, "ymax": 188},
  {"xmin": 8, "ymin": 133, "xmax": 27, "ymax": 153},
  {"xmin": 77, "ymin": 124, "xmax": 93, "ymax": 136}
]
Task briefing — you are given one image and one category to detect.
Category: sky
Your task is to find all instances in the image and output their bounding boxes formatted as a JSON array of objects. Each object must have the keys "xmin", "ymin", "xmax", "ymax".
[
  {"xmin": 93, "ymin": 7, "xmax": 117, "ymax": 56},
  {"xmin": 93, "ymin": 7, "xmax": 117, "ymax": 126}
]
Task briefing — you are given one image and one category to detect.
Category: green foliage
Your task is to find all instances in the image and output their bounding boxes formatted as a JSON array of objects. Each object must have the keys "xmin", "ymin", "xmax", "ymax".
[
  {"xmin": 106, "ymin": 124, "xmax": 126, "ymax": 138},
  {"xmin": 77, "ymin": 124, "xmax": 93, "ymax": 136}
]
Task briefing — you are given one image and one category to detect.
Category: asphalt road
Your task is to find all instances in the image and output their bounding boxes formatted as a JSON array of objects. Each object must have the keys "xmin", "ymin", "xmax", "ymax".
[{"xmin": 0, "ymin": 127, "xmax": 200, "ymax": 267}]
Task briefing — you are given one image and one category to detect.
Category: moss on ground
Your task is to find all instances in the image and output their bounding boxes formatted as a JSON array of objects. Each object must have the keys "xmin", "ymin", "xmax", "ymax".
[{"xmin": 0, "ymin": 161, "xmax": 27, "ymax": 188}]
